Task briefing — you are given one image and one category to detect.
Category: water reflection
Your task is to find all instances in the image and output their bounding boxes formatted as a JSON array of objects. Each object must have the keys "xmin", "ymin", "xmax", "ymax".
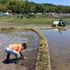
[
  {"xmin": 53, "ymin": 28, "xmax": 67, "ymax": 34},
  {"xmin": 42, "ymin": 28, "xmax": 70, "ymax": 70},
  {"xmin": 0, "ymin": 29, "xmax": 39, "ymax": 50}
]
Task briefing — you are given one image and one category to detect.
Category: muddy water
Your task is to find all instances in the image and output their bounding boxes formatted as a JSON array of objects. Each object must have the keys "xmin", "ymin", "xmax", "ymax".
[
  {"xmin": 42, "ymin": 29, "xmax": 70, "ymax": 70},
  {"xmin": 0, "ymin": 29, "xmax": 39, "ymax": 70}
]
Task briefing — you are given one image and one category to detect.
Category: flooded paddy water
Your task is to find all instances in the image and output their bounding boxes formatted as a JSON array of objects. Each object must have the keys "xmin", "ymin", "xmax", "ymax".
[
  {"xmin": 0, "ymin": 29, "xmax": 39, "ymax": 70},
  {"xmin": 42, "ymin": 28, "xmax": 70, "ymax": 70},
  {"xmin": 1, "ymin": 27, "xmax": 70, "ymax": 70}
]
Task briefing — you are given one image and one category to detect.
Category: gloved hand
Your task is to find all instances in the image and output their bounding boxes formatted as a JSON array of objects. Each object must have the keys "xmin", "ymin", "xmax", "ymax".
[{"xmin": 19, "ymin": 52, "xmax": 26, "ymax": 60}]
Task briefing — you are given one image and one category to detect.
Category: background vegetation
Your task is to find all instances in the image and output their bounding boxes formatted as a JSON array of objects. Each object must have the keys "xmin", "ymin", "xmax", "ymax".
[
  {"xmin": 0, "ymin": 0, "xmax": 70, "ymax": 26},
  {"xmin": 0, "ymin": 0, "xmax": 70, "ymax": 14}
]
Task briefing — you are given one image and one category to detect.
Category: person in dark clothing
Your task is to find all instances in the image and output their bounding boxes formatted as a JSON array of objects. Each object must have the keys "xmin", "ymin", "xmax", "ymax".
[{"xmin": 58, "ymin": 19, "xmax": 65, "ymax": 26}]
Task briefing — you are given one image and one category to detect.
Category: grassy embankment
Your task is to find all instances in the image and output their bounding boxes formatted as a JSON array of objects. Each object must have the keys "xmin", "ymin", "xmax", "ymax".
[{"xmin": 31, "ymin": 29, "xmax": 51, "ymax": 70}]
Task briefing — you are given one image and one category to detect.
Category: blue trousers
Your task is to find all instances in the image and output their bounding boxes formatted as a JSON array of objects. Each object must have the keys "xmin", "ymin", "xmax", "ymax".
[{"xmin": 5, "ymin": 47, "xmax": 21, "ymax": 58}]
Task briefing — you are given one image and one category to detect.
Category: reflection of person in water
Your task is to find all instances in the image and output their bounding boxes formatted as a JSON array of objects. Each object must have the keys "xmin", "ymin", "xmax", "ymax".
[{"xmin": 58, "ymin": 29, "xmax": 62, "ymax": 33}]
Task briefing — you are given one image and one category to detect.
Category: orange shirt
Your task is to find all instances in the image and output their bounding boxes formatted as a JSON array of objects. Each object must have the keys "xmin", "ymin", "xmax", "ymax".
[{"xmin": 9, "ymin": 44, "xmax": 23, "ymax": 52}]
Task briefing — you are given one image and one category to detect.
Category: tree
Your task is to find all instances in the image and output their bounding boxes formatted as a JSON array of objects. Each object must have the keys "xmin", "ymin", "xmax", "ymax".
[{"xmin": 0, "ymin": 0, "xmax": 70, "ymax": 13}]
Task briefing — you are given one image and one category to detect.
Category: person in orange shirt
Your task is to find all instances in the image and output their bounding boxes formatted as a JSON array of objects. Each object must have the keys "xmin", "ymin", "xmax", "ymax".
[{"xmin": 5, "ymin": 42, "xmax": 27, "ymax": 61}]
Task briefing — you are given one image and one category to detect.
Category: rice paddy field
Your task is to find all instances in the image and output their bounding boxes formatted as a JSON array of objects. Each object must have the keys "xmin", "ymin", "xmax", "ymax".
[
  {"xmin": 0, "ymin": 29, "xmax": 39, "ymax": 70},
  {"xmin": 0, "ymin": 15, "xmax": 70, "ymax": 70}
]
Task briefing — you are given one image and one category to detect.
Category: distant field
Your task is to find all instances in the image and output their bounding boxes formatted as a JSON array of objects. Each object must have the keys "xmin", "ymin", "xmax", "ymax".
[{"xmin": 0, "ymin": 16, "xmax": 70, "ymax": 25}]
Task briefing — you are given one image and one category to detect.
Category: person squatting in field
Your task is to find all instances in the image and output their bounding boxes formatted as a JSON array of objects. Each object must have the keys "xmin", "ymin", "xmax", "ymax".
[{"xmin": 5, "ymin": 42, "xmax": 27, "ymax": 63}]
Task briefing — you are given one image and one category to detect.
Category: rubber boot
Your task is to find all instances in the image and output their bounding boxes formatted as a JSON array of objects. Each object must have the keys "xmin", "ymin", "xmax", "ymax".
[{"xmin": 7, "ymin": 54, "xmax": 10, "ymax": 60}]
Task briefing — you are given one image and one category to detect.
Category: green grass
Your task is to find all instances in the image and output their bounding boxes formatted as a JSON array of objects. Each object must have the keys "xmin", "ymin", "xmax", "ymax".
[
  {"xmin": 16, "ymin": 18, "xmax": 57, "ymax": 24},
  {"xmin": 0, "ymin": 16, "xmax": 14, "ymax": 21},
  {"xmin": 0, "ymin": 16, "xmax": 57, "ymax": 24},
  {"xmin": 33, "ymin": 29, "xmax": 50, "ymax": 70},
  {"xmin": 61, "ymin": 16, "xmax": 70, "ymax": 19},
  {"xmin": 0, "ymin": 15, "xmax": 70, "ymax": 25}
]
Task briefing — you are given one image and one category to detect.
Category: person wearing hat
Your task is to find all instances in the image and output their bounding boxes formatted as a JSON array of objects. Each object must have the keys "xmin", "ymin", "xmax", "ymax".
[
  {"xmin": 58, "ymin": 19, "xmax": 65, "ymax": 26},
  {"xmin": 5, "ymin": 42, "xmax": 27, "ymax": 62}
]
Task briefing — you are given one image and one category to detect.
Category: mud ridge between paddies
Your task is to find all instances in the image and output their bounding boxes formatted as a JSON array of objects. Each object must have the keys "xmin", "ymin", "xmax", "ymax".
[{"xmin": 32, "ymin": 29, "xmax": 51, "ymax": 70}]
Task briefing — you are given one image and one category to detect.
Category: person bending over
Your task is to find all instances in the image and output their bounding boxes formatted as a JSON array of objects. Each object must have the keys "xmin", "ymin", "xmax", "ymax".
[{"xmin": 5, "ymin": 42, "xmax": 27, "ymax": 61}]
